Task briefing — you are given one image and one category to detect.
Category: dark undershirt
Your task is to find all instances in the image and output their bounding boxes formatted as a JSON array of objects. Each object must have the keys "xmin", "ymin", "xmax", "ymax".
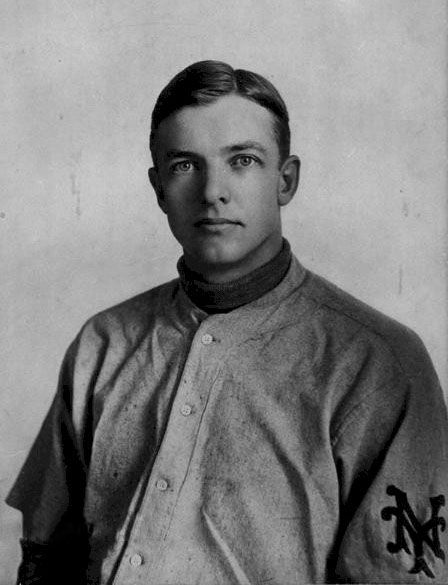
[{"xmin": 177, "ymin": 238, "xmax": 292, "ymax": 314}]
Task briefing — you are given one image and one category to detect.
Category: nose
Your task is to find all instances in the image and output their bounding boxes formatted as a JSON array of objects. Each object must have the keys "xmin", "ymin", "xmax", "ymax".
[{"xmin": 200, "ymin": 167, "xmax": 230, "ymax": 205}]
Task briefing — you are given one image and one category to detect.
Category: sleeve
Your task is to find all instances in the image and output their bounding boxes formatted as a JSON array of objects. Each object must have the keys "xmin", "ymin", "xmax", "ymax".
[
  {"xmin": 5, "ymin": 338, "xmax": 91, "ymax": 584},
  {"xmin": 330, "ymin": 337, "xmax": 448, "ymax": 583}
]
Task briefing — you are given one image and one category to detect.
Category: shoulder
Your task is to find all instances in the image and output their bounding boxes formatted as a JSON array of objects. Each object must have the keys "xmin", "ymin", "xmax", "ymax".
[
  {"xmin": 91, "ymin": 278, "xmax": 178, "ymax": 326},
  {"xmin": 296, "ymin": 265, "xmax": 433, "ymax": 385},
  {"xmin": 292, "ymin": 266, "xmax": 446, "ymax": 453},
  {"xmin": 69, "ymin": 278, "xmax": 180, "ymax": 355}
]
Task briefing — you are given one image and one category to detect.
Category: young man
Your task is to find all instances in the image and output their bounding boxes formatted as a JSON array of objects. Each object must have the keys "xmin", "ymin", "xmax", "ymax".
[{"xmin": 7, "ymin": 61, "xmax": 448, "ymax": 584}]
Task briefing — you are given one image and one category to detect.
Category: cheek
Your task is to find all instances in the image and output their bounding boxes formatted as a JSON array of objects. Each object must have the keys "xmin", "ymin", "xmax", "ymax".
[
  {"xmin": 247, "ymin": 180, "xmax": 280, "ymax": 218},
  {"xmin": 164, "ymin": 181, "xmax": 197, "ymax": 214},
  {"xmin": 241, "ymin": 169, "xmax": 278, "ymax": 198}
]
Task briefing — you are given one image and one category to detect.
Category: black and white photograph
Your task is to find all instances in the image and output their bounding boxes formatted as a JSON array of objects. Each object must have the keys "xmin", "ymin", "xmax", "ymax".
[{"xmin": 1, "ymin": 2, "xmax": 447, "ymax": 583}]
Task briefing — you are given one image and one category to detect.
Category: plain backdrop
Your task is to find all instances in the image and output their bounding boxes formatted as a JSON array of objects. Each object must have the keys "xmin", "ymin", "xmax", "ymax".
[{"xmin": 1, "ymin": 1, "xmax": 447, "ymax": 582}]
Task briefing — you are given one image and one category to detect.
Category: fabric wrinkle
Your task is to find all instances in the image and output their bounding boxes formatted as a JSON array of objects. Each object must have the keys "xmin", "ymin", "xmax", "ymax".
[{"xmin": 201, "ymin": 508, "xmax": 254, "ymax": 585}]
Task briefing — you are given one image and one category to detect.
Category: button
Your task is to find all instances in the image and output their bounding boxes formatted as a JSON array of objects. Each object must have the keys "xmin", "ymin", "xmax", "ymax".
[
  {"xmin": 201, "ymin": 333, "xmax": 214, "ymax": 345},
  {"xmin": 129, "ymin": 553, "xmax": 143, "ymax": 567},
  {"xmin": 180, "ymin": 404, "xmax": 193, "ymax": 416},
  {"xmin": 156, "ymin": 478, "xmax": 169, "ymax": 491}
]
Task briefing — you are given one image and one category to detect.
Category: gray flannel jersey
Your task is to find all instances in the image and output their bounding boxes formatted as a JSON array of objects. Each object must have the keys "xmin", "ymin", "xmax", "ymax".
[{"xmin": 7, "ymin": 256, "xmax": 448, "ymax": 583}]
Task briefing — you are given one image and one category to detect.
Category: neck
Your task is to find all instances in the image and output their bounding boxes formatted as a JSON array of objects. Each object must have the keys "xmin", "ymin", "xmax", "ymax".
[
  {"xmin": 178, "ymin": 239, "xmax": 292, "ymax": 313},
  {"xmin": 184, "ymin": 233, "xmax": 283, "ymax": 284}
]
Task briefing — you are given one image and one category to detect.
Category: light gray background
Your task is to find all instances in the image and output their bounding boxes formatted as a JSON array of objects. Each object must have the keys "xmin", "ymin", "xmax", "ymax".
[{"xmin": 1, "ymin": 1, "xmax": 447, "ymax": 582}]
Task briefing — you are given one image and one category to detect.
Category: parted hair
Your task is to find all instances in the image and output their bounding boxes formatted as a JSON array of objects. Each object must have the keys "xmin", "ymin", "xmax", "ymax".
[{"xmin": 150, "ymin": 60, "xmax": 290, "ymax": 166}]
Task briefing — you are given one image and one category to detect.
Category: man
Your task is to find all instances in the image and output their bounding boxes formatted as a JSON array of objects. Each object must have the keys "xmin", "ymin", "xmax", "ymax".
[{"xmin": 7, "ymin": 60, "xmax": 448, "ymax": 584}]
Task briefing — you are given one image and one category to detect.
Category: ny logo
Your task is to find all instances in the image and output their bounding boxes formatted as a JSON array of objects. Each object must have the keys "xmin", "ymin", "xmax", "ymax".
[{"xmin": 381, "ymin": 485, "xmax": 446, "ymax": 578}]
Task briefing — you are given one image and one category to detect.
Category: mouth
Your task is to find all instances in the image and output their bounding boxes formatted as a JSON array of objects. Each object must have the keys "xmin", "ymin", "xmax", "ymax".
[{"xmin": 194, "ymin": 218, "xmax": 242, "ymax": 227}]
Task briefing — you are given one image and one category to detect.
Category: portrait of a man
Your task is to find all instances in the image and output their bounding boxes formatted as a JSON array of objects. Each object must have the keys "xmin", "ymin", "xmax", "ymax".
[
  {"xmin": 1, "ymin": 3, "xmax": 447, "ymax": 585},
  {"xmin": 5, "ymin": 59, "xmax": 448, "ymax": 584}
]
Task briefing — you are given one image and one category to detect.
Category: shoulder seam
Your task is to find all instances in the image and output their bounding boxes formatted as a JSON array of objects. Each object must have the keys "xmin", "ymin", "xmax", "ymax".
[
  {"xmin": 330, "ymin": 375, "xmax": 406, "ymax": 448},
  {"xmin": 299, "ymin": 272, "xmax": 418, "ymax": 385},
  {"xmin": 298, "ymin": 272, "xmax": 420, "ymax": 446},
  {"xmin": 85, "ymin": 278, "xmax": 179, "ymax": 322}
]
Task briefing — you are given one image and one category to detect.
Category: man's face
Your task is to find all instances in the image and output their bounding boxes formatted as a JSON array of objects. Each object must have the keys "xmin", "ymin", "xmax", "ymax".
[{"xmin": 149, "ymin": 94, "xmax": 298, "ymax": 282}]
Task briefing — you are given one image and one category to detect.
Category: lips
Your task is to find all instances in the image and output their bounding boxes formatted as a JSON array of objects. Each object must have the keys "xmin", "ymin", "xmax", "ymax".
[{"xmin": 194, "ymin": 218, "xmax": 242, "ymax": 227}]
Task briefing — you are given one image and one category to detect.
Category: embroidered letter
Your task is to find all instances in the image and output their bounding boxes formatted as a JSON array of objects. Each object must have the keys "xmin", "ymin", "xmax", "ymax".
[{"xmin": 381, "ymin": 485, "xmax": 446, "ymax": 578}]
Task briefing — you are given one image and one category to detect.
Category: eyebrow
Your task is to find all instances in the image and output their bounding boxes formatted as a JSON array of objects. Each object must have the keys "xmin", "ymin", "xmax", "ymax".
[
  {"xmin": 220, "ymin": 141, "xmax": 268, "ymax": 155},
  {"xmin": 164, "ymin": 150, "xmax": 198, "ymax": 160},
  {"xmin": 163, "ymin": 141, "xmax": 268, "ymax": 161}
]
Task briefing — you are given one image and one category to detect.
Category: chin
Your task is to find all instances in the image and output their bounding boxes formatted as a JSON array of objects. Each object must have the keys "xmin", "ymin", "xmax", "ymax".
[
  {"xmin": 190, "ymin": 243, "xmax": 247, "ymax": 270},
  {"xmin": 199, "ymin": 251, "xmax": 241, "ymax": 268}
]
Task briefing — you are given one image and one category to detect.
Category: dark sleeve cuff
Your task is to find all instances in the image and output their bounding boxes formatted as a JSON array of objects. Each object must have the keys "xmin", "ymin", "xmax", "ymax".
[{"xmin": 17, "ymin": 538, "xmax": 88, "ymax": 585}]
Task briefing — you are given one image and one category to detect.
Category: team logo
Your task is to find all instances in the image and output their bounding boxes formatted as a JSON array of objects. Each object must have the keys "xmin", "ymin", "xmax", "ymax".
[{"xmin": 381, "ymin": 485, "xmax": 446, "ymax": 578}]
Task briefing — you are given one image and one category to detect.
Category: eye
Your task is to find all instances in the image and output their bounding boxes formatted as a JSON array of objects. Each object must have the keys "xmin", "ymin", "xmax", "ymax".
[
  {"xmin": 171, "ymin": 160, "xmax": 196, "ymax": 174},
  {"xmin": 231, "ymin": 155, "xmax": 259, "ymax": 168}
]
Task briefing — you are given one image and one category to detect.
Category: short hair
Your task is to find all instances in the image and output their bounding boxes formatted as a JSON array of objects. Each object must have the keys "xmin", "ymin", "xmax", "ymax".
[{"xmin": 150, "ymin": 60, "xmax": 290, "ymax": 167}]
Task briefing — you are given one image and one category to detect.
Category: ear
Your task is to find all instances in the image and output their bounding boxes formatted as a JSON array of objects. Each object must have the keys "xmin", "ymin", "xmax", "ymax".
[
  {"xmin": 148, "ymin": 167, "xmax": 167, "ymax": 214},
  {"xmin": 277, "ymin": 155, "xmax": 300, "ymax": 207}
]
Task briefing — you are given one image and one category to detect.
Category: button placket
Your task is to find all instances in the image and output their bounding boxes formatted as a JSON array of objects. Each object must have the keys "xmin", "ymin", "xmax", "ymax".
[{"xmin": 114, "ymin": 322, "xmax": 222, "ymax": 581}]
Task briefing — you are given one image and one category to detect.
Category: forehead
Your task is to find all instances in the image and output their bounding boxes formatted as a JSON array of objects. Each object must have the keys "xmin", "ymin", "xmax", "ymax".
[{"xmin": 155, "ymin": 94, "xmax": 278, "ymax": 155}]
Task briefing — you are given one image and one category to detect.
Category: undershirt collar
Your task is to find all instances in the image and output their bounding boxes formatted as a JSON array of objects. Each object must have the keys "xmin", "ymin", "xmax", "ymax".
[{"xmin": 177, "ymin": 239, "xmax": 292, "ymax": 314}]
